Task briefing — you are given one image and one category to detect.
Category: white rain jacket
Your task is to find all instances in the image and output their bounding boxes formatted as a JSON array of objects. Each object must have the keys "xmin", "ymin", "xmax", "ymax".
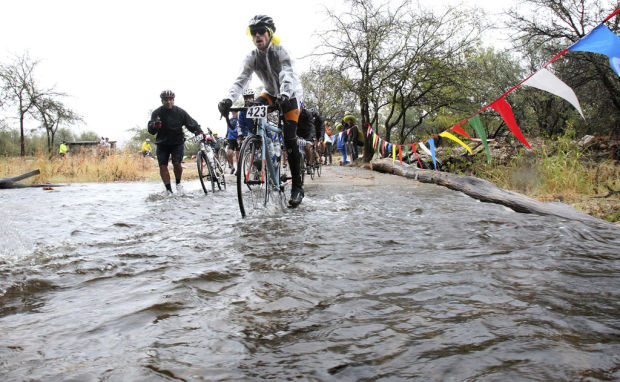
[{"xmin": 226, "ymin": 42, "xmax": 303, "ymax": 103}]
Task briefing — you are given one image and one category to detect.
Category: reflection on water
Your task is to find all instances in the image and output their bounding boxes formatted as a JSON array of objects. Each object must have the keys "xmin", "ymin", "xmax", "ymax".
[{"xmin": 1, "ymin": 168, "xmax": 619, "ymax": 381}]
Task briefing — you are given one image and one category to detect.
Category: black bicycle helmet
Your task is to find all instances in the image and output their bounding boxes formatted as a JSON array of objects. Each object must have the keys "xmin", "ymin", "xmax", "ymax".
[
  {"xmin": 160, "ymin": 90, "xmax": 175, "ymax": 99},
  {"xmin": 248, "ymin": 15, "xmax": 275, "ymax": 33}
]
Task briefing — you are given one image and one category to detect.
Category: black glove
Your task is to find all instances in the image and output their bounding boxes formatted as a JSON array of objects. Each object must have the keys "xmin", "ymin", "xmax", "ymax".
[
  {"xmin": 218, "ymin": 99, "xmax": 232, "ymax": 115},
  {"xmin": 148, "ymin": 121, "xmax": 162, "ymax": 129},
  {"xmin": 149, "ymin": 116, "xmax": 162, "ymax": 129},
  {"xmin": 279, "ymin": 94, "xmax": 289, "ymax": 104}
]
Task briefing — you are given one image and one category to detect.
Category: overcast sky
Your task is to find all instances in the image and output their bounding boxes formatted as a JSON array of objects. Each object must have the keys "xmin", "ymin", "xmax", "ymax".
[{"xmin": 0, "ymin": 0, "xmax": 515, "ymax": 146}]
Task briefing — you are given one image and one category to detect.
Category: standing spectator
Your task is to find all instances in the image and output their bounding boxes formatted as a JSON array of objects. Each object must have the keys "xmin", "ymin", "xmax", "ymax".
[
  {"xmin": 148, "ymin": 90, "xmax": 203, "ymax": 194},
  {"xmin": 336, "ymin": 123, "xmax": 348, "ymax": 165},
  {"xmin": 343, "ymin": 113, "xmax": 359, "ymax": 161},
  {"xmin": 58, "ymin": 140, "xmax": 68, "ymax": 158},
  {"xmin": 323, "ymin": 121, "xmax": 333, "ymax": 165}
]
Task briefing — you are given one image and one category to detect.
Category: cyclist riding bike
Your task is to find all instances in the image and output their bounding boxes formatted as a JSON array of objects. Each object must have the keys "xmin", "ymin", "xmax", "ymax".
[
  {"xmin": 218, "ymin": 14, "xmax": 305, "ymax": 207},
  {"xmin": 297, "ymin": 106, "xmax": 318, "ymax": 175},
  {"xmin": 238, "ymin": 88, "xmax": 255, "ymax": 138},
  {"xmin": 312, "ymin": 109, "xmax": 325, "ymax": 166},
  {"xmin": 141, "ymin": 138, "xmax": 152, "ymax": 157},
  {"xmin": 226, "ymin": 111, "xmax": 240, "ymax": 174}
]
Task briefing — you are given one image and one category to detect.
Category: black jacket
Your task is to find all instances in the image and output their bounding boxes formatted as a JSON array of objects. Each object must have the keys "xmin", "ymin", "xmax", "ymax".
[
  {"xmin": 298, "ymin": 108, "xmax": 325, "ymax": 141},
  {"xmin": 148, "ymin": 105, "xmax": 202, "ymax": 145}
]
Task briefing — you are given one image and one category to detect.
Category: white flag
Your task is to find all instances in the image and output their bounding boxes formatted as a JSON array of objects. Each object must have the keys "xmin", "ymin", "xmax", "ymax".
[
  {"xmin": 523, "ymin": 68, "xmax": 584, "ymax": 119},
  {"xmin": 418, "ymin": 141, "xmax": 432, "ymax": 156}
]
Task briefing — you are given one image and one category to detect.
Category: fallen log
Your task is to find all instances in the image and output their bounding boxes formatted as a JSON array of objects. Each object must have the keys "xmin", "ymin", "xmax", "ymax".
[
  {"xmin": 369, "ymin": 158, "xmax": 604, "ymax": 224},
  {"xmin": 0, "ymin": 169, "xmax": 45, "ymax": 189}
]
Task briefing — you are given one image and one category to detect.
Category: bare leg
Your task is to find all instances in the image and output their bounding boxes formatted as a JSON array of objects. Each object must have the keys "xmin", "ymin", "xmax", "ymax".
[
  {"xmin": 172, "ymin": 162, "xmax": 183, "ymax": 183},
  {"xmin": 227, "ymin": 149, "xmax": 234, "ymax": 167},
  {"xmin": 304, "ymin": 144, "xmax": 313, "ymax": 166},
  {"xmin": 159, "ymin": 165, "xmax": 171, "ymax": 184}
]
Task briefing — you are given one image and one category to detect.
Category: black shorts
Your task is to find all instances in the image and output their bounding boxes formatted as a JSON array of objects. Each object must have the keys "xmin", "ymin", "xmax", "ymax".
[
  {"xmin": 156, "ymin": 143, "xmax": 184, "ymax": 166},
  {"xmin": 227, "ymin": 139, "xmax": 239, "ymax": 151},
  {"xmin": 297, "ymin": 124, "xmax": 315, "ymax": 142}
]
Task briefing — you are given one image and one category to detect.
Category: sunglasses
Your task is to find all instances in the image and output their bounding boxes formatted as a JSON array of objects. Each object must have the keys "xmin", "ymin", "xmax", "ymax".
[{"xmin": 250, "ymin": 26, "xmax": 268, "ymax": 36}]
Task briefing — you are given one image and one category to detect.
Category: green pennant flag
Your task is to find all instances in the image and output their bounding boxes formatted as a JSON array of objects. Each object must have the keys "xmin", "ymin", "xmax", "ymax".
[{"xmin": 468, "ymin": 115, "xmax": 491, "ymax": 164}]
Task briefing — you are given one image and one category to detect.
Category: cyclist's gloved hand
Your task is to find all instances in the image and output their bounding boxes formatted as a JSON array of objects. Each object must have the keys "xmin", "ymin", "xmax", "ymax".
[
  {"xmin": 149, "ymin": 117, "xmax": 162, "ymax": 129},
  {"xmin": 218, "ymin": 99, "xmax": 232, "ymax": 115}
]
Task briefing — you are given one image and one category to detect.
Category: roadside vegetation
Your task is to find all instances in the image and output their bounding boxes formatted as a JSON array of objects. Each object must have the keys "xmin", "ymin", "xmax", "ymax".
[
  {"xmin": 459, "ymin": 136, "xmax": 619, "ymax": 222},
  {"xmin": 0, "ymin": 153, "xmax": 200, "ymax": 184}
]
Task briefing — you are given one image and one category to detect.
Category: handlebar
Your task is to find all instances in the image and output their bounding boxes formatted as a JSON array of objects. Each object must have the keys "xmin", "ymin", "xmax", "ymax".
[{"xmin": 220, "ymin": 102, "xmax": 283, "ymax": 134}]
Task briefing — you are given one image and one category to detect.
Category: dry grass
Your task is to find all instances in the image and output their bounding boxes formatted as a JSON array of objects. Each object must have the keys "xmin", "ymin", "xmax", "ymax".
[
  {"xmin": 0, "ymin": 153, "xmax": 201, "ymax": 183},
  {"xmin": 467, "ymin": 140, "xmax": 620, "ymax": 222}
]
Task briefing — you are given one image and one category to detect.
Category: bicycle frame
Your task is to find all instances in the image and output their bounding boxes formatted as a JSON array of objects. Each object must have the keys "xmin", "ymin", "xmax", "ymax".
[{"xmin": 245, "ymin": 117, "xmax": 284, "ymax": 192}]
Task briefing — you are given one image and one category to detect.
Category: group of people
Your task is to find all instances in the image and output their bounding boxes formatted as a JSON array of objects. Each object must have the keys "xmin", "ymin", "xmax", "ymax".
[
  {"xmin": 147, "ymin": 14, "xmax": 353, "ymax": 208},
  {"xmin": 335, "ymin": 113, "xmax": 363, "ymax": 165}
]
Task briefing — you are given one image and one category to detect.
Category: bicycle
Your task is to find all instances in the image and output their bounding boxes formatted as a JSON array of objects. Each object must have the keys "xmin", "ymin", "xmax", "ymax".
[
  {"xmin": 194, "ymin": 128, "xmax": 226, "ymax": 194},
  {"xmin": 215, "ymin": 139, "xmax": 229, "ymax": 172},
  {"xmin": 312, "ymin": 141, "xmax": 322, "ymax": 178},
  {"xmin": 297, "ymin": 137, "xmax": 311, "ymax": 185},
  {"xmin": 225, "ymin": 104, "xmax": 289, "ymax": 218}
]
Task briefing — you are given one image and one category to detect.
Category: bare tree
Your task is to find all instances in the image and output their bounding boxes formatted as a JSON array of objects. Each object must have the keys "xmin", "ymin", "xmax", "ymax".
[
  {"xmin": 300, "ymin": 66, "xmax": 358, "ymax": 124},
  {"xmin": 0, "ymin": 53, "xmax": 61, "ymax": 156},
  {"xmin": 315, "ymin": 0, "xmax": 413, "ymax": 161},
  {"xmin": 314, "ymin": 0, "xmax": 486, "ymax": 161},
  {"xmin": 381, "ymin": 6, "xmax": 485, "ymax": 145},
  {"xmin": 34, "ymin": 97, "xmax": 83, "ymax": 154}
]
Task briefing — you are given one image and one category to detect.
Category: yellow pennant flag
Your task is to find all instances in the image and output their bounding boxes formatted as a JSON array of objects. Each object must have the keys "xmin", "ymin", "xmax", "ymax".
[
  {"xmin": 439, "ymin": 131, "xmax": 472, "ymax": 154},
  {"xmin": 392, "ymin": 143, "xmax": 396, "ymax": 164}
]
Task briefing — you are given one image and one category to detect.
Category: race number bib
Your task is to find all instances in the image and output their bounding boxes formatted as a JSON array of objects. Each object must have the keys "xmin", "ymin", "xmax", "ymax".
[{"xmin": 246, "ymin": 105, "xmax": 268, "ymax": 119}]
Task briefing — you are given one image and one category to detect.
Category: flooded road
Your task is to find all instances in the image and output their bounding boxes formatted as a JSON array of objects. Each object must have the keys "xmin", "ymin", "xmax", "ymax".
[{"xmin": 1, "ymin": 166, "xmax": 619, "ymax": 381}]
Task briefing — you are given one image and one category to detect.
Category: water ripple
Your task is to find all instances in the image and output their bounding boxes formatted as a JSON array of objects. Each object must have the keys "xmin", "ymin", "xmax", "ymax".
[{"xmin": 0, "ymin": 175, "xmax": 618, "ymax": 380}]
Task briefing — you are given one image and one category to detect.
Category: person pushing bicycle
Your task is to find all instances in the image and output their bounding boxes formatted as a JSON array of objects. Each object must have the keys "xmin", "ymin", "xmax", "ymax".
[
  {"xmin": 148, "ymin": 90, "xmax": 203, "ymax": 194},
  {"xmin": 218, "ymin": 15, "xmax": 305, "ymax": 207}
]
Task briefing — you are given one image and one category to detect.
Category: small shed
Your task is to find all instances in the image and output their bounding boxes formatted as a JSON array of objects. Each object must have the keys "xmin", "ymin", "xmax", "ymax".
[{"xmin": 67, "ymin": 141, "xmax": 117, "ymax": 155}]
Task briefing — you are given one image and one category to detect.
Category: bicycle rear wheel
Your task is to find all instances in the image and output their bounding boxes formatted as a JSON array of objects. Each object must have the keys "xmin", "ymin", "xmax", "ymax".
[
  {"xmin": 237, "ymin": 136, "xmax": 266, "ymax": 217},
  {"xmin": 197, "ymin": 151, "xmax": 213, "ymax": 194}
]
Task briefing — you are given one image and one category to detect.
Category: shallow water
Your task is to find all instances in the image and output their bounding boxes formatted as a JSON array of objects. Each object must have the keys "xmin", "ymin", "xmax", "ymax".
[{"xmin": 1, "ymin": 167, "xmax": 619, "ymax": 381}]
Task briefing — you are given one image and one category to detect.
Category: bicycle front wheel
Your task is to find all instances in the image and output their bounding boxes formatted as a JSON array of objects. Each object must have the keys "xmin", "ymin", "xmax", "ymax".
[
  {"xmin": 215, "ymin": 158, "xmax": 226, "ymax": 190},
  {"xmin": 197, "ymin": 151, "xmax": 211, "ymax": 194},
  {"xmin": 237, "ymin": 136, "xmax": 266, "ymax": 217}
]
